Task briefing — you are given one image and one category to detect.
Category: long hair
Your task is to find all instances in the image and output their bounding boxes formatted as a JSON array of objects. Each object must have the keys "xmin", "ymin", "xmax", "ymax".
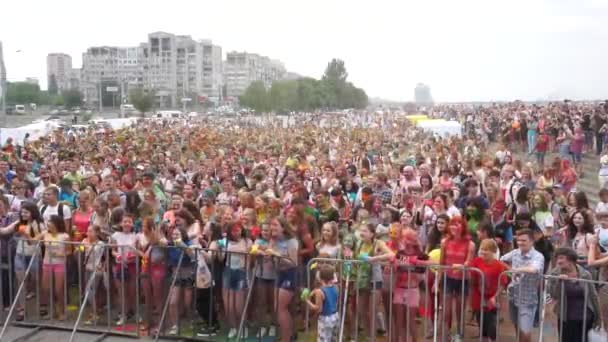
[
  {"xmin": 445, "ymin": 215, "xmax": 469, "ymax": 240},
  {"xmin": 427, "ymin": 214, "xmax": 450, "ymax": 251},
  {"xmin": 566, "ymin": 210, "xmax": 594, "ymax": 241}
]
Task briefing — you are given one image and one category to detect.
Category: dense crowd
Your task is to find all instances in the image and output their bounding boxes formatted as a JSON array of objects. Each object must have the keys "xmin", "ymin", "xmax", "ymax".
[{"xmin": 0, "ymin": 101, "xmax": 607, "ymax": 342}]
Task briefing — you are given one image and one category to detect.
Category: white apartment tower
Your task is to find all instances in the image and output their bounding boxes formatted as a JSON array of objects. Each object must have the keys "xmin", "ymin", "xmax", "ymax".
[
  {"xmin": 47, "ymin": 53, "xmax": 73, "ymax": 92},
  {"xmin": 142, "ymin": 32, "xmax": 223, "ymax": 107},
  {"xmin": 81, "ymin": 46, "xmax": 143, "ymax": 107},
  {"xmin": 224, "ymin": 51, "xmax": 286, "ymax": 100}
]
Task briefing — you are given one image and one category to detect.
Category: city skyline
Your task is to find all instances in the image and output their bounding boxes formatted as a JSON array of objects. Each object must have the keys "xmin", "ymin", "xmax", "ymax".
[{"xmin": 2, "ymin": 0, "xmax": 608, "ymax": 102}]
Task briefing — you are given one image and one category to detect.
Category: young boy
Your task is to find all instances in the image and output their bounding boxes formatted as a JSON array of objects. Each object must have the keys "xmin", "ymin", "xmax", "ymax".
[{"xmin": 303, "ymin": 264, "xmax": 340, "ymax": 342}]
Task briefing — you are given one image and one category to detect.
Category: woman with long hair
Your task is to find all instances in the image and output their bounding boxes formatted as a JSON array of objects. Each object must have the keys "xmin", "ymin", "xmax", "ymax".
[
  {"xmin": 136, "ymin": 217, "xmax": 167, "ymax": 333},
  {"xmin": 217, "ymin": 222, "xmax": 252, "ymax": 339},
  {"xmin": 354, "ymin": 223, "xmax": 394, "ymax": 338},
  {"xmin": 39, "ymin": 215, "xmax": 70, "ymax": 320},
  {"xmin": 560, "ymin": 210, "xmax": 595, "ymax": 265},
  {"xmin": 438, "ymin": 215, "xmax": 475, "ymax": 340},
  {"xmin": 267, "ymin": 217, "xmax": 299, "ymax": 342},
  {"xmin": 0, "ymin": 201, "xmax": 45, "ymax": 320},
  {"xmin": 531, "ymin": 192, "xmax": 553, "ymax": 235},
  {"xmin": 72, "ymin": 189, "xmax": 94, "ymax": 241}
]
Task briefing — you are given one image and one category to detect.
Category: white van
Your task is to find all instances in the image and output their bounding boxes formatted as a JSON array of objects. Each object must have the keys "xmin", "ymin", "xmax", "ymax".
[{"xmin": 15, "ymin": 105, "xmax": 26, "ymax": 114}]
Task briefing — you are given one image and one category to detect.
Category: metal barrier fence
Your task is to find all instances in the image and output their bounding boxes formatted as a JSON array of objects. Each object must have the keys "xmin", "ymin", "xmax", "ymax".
[
  {"xmin": 304, "ymin": 258, "xmax": 487, "ymax": 342},
  {"xmin": 0, "ymin": 239, "xmax": 295, "ymax": 342},
  {"xmin": 495, "ymin": 269, "xmax": 608, "ymax": 342},
  {"xmin": 1, "ymin": 239, "xmax": 607, "ymax": 342}
]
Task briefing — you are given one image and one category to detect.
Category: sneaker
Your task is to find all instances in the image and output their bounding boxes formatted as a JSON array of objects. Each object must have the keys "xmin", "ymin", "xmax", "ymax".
[
  {"xmin": 197, "ymin": 325, "xmax": 219, "ymax": 337},
  {"xmin": 84, "ymin": 314, "xmax": 99, "ymax": 325},
  {"xmin": 268, "ymin": 325, "xmax": 276, "ymax": 336},
  {"xmin": 257, "ymin": 327, "xmax": 267, "ymax": 338},
  {"xmin": 168, "ymin": 325, "xmax": 179, "ymax": 335},
  {"xmin": 115, "ymin": 312, "xmax": 133, "ymax": 325},
  {"xmin": 228, "ymin": 328, "xmax": 237, "ymax": 339}
]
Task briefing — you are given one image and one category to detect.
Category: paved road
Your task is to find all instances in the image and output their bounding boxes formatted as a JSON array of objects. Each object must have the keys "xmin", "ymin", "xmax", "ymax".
[
  {"xmin": 1, "ymin": 325, "xmax": 179, "ymax": 341},
  {"xmin": 1, "ymin": 111, "xmax": 121, "ymax": 128}
]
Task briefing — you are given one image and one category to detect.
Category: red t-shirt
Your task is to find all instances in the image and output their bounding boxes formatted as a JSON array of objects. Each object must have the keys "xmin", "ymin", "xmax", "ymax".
[
  {"xmin": 535, "ymin": 134, "xmax": 549, "ymax": 152},
  {"xmin": 469, "ymin": 257, "xmax": 508, "ymax": 311}
]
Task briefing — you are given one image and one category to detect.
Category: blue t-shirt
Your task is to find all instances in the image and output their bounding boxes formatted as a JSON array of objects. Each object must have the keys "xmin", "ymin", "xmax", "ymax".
[
  {"xmin": 320, "ymin": 285, "xmax": 338, "ymax": 316},
  {"xmin": 168, "ymin": 240, "xmax": 194, "ymax": 267}
]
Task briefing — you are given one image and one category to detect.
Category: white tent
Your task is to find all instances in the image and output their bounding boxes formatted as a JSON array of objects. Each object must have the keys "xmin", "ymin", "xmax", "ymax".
[
  {"xmin": 0, "ymin": 121, "xmax": 62, "ymax": 144},
  {"xmin": 417, "ymin": 120, "xmax": 462, "ymax": 137}
]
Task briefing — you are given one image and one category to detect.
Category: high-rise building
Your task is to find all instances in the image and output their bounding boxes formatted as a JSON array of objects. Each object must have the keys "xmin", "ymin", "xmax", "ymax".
[
  {"xmin": 81, "ymin": 46, "xmax": 143, "ymax": 107},
  {"xmin": 141, "ymin": 32, "xmax": 223, "ymax": 107},
  {"xmin": 224, "ymin": 51, "xmax": 286, "ymax": 100},
  {"xmin": 47, "ymin": 53, "xmax": 73, "ymax": 92},
  {"xmin": 0, "ymin": 41, "xmax": 6, "ymax": 114},
  {"xmin": 414, "ymin": 83, "xmax": 433, "ymax": 105}
]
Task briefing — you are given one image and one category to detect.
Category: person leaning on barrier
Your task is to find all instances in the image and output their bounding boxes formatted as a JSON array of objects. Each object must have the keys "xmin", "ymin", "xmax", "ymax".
[
  {"xmin": 546, "ymin": 247, "xmax": 601, "ymax": 342},
  {"xmin": 500, "ymin": 228, "xmax": 545, "ymax": 342}
]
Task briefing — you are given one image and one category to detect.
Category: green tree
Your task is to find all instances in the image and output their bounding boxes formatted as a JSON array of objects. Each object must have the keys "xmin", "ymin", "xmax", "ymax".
[
  {"xmin": 63, "ymin": 89, "xmax": 83, "ymax": 108},
  {"xmin": 239, "ymin": 81, "xmax": 269, "ymax": 112},
  {"xmin": 129, "ymin": 88, "xmax": 154, "ymax": 117},
  {"xmin": 48, "ymin": 74, "xmax": 58, "ymax": 96},
  {"xmin": 269, "ymin": 80, "xmax": 298, "ymax": 113},
  {"xmin": 6, "ymin": 82, "xmax": 41, "ymax": 104}
]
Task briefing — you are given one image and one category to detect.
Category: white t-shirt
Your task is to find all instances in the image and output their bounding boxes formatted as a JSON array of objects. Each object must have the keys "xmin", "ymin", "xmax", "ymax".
[
  {"xmin": 40, "ymin": 203, "xmax": 72, "ymax": 224},
  {"xmin": 111, "ymin": 231, "xmax": 138, "ymax": 259}
]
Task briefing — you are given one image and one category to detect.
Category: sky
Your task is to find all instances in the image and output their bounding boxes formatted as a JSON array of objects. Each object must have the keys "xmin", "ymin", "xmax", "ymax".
[{"xmin": 2, "ymin": 0, "xmax": 608, "ymax": 102}]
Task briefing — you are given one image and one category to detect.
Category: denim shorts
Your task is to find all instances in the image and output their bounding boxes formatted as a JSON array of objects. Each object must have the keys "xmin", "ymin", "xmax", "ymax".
[
  {"xmin": 223, "ymin": 268, "xmax": 248, "ymax": 291},
  {"xmin": 278, "ymin": 268, "xmax": 297, "ymax": 291},
  {"xmin": 509, "ymin": 302, "xmax": 537, "ymax": 334},
  {"xmin": 15, "ymin": 254, "xmax": 39, "ymax": 272}
]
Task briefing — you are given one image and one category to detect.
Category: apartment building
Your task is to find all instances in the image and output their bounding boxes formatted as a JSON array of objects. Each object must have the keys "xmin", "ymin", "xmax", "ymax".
[
  {"xmin": 81, "ymin": 46, "xmax": 143, "ymax": 107},
  {"xmin": 47, "ymin": 53, "xmax": 73, "ymax": 92},
  {"xmin": 142, "ymin": 32, "xmax": 223, "ymax": 107},
  {"xmin": 224, "ymin": 51, "xmax": 286, "ymax": 100}
]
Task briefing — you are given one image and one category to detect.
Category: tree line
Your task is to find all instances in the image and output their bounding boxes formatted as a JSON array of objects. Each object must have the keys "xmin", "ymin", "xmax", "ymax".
[
  {"xmin": 4, "ymin": 81, "xmax": 83, "ymax": 109},
  {"xmin": 239, "ymin": 59, "xmax": 368, "ymax": 113}
]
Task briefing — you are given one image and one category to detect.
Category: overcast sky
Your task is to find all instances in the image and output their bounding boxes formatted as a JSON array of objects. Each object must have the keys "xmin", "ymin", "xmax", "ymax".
[{"xmin": 2, "ymin": 0, "xmax": 608, "ymax": 102}]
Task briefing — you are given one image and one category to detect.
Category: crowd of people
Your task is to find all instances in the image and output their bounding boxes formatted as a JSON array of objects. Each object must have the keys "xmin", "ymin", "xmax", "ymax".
[{"xmin": 0, "ymin": 100, "xmax": 607, "ymax": 342}]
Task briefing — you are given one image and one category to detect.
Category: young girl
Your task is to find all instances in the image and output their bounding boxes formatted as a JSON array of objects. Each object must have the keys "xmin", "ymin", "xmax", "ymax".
[
  {"xmin": 439, "ymin": 215, "xmax": 475, "ymax": 340},
  {"xmin": 392, "ymin": 228, "xmax": 432, "ymax": 342},
  {"xmin": 111, "ymin": 214, "xmax": 138, "ymax": 325},
  {"xmin": 354, "ymin": 223, "xmax": 394, "ymax": 338},
  {"xmin": 316, "ymin": 222, "xmax": 341, "ymax": 260},
  {"xmin": 82, "ymin": 225, "xmax": 107, "ymax": 325},
  {"xmin": 166, "ymin": 226, "xmax": 197, "ymax": 335},
  {"xmin": 0, "ymin": 202, "xmax": 45, "ymax": 321},
  {"xmin": 136, "ymin": 217, "xmax": 167, "ymax": 333},
  {"xmin": 40, "ymin": 215, "xmax": 70, "ymax": 320},
  {"xmin": 252, "ymin": 223, "xmax": 277, "ymax": 338},
  {"xmin": 267, "ymin": 217, "xmax": 299, "ymax": 342},
  {"xmin": 218, "ymin": 222, "xmax": 252, "ymax": 339},
  {"xmin": 469, "ymin": 239, "xmax": 508, "ymax": 342}
]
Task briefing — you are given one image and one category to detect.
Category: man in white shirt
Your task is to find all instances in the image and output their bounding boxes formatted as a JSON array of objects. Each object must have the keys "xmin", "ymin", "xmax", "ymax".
[
  {"xmin": 33, "ymin": 169, "xmax": 56, "ymax": 203},
  {"xmin": 40, "ymin": 186, "xmax": 72, "ymax": 229}
]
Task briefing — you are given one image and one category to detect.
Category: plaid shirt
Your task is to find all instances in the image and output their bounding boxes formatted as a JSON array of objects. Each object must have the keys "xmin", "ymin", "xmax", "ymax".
[
  {"xmin": 374, "ymin": 186, "xmax": 393, "ymax": 204},
  {"xmin": 500, "ymin": 247, "xmax": 545, "ymax": 306}
]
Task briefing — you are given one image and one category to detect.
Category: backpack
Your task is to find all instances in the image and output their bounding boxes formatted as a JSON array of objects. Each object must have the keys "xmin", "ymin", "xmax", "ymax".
[{"xmin": 40, "ymin": 203, "xmax": 65, "ymax": 220}]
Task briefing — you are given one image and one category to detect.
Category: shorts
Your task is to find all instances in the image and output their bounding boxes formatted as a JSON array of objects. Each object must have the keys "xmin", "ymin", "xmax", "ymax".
[
  {"xmin": 278, "ymin": 268, "xmax": 297, "ymax": 291},
  {"xmin": 113, "ymin": 262, "xmax": 136, "ymax": 280},
  {"xmin": 509, "ymin": 302, "xmax": 537, "ymax": 334},
  {"xmin": 171, "ymin": 266, "xmax": 195, "ymax": 287},
  {"xmin": 15, "ymin": 254, "xmax": 39, "ymax": 272},
  {"xmin": 43, "ymin": 263, "xmax": 65, "ymax": 274},
  {"xmin": 572, "ymin": 152, "xmax": 582, "ymax": 163},
  {"xmin": 223, "ymin": 268, "xmax": 248, "ymax": 291},
  {"xmin": 256, "ymin": 277, "xmax": 276, "ymax": 287},
  {"xmin": 142, "ymin": 264, "xmax": 166, "ymax": 282},
  {"xmin": 393, "ymin": 287, "xmax": 420, "ymax": 308},
  {"xmin": 475, "ymin": 309, "xmax": 497, "ymax": 339},
  {"xmin": 317, "ymin": 312, "xmax": 339, "ymax": 342},
  {"xmin": 443, "ymin": 277, "xmax": 468, "ymax": 295}
]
